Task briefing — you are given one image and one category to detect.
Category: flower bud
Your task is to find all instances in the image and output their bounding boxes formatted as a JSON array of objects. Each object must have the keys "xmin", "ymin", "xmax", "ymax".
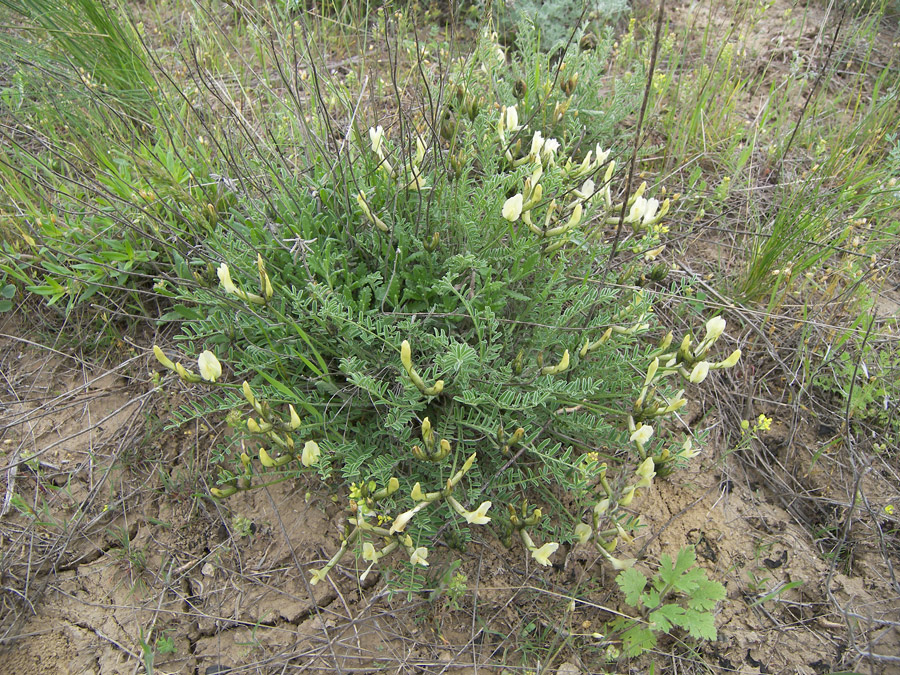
[
  {"xmin": 289, "ymin": 404, "xmax": 301, "ymax": 430},
  {"xmin": 257, "ymin": 254, "xmax": 273, "ymax": 301},
  {"xmin": 369, "ymin": 125, "xmax": 384, "ymax": 155},
  {"xmin": 152, "ymin": 345, "xmax": 176, "ymax": 371},
  {"xmin": 400, "ymin": 340, "xmax": 413, "ymax": 371},
  {"xmin": 719, "ymin": 349, "xmax": 741, "ymax": 368}
]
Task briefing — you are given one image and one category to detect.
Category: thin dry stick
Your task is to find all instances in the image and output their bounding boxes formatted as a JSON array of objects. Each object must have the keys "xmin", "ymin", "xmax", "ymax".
[{"xmin": 607, "ymin": 0, "xmax": 666, "ymax": 264}]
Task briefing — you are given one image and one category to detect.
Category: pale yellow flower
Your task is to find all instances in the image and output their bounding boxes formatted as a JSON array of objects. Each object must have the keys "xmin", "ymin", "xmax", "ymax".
[
  {"xmin": 574, "ymin": 523, "xmax": 593, "ymax": 543},
  {"xmin": 689, "ymin": 361, "xmax": 710, "ymax": 384},
  {"xmin": 410, "ymin": 546, "xmax": 430, "ymax": 567},
  {"xmin": 504, "ymin": 105, "xmax": 520, "ymax": 132},
  {"xmin": 217, "ymin": 263, "xmax": 238, "ymax": 294},
  {"xmin": 197, "ymin": 350, "xmax": 222, "ymax": 382},
  {"xmin": 630, "ymin": 425, "xmax": 654, "ymax": 445},
  {"xmin": 531, "ymin": 542, "xmax": 559, "ymax": 566},
  {"xmin": 289, "ymin": 404, "xmax": 301, "ymax": 430},
  {"xmin": 502, "ymin": 194, "xmax": 524, "ymax": 222},
  {"xmin": 705, "ymin": 316, "xmax": 726, "ymax": 342},
  {"xmin": 465, "ymin": 501, "xmax": 492, "ymax": 525},
  {"xmin": 152, "ymin": 345, "xmax": 176, "ymax": 370},
  {"xmin": 635, "ymin": 457, "xmax": 656, "ymax": 488},
  {"xmin": 258, "ymin": 447, "xmax": 275, "ymax": 468},
  {"xmin": 362, "ymin": 542, "xmax": 378, "ymax": 562},
  {"xmin": 369, "ymin": 125, "xmax": 384, "ymax": 154},
  {"xmin": 719, "ymin": 349, "xmax": 742, "ymax": 368},
  {"xmin": 300, "ymin": 440, "xmax": 321, "ymax": 467}
]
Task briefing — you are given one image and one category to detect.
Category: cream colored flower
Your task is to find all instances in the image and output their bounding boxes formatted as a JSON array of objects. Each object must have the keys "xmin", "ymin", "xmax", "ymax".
[
  {"xmin": 409, "ymin": 546, "xmax": 430, "ymax": 566},
  {"xmin": 389, "ymin": 501, "xmax": 428, "ymax": 534},
  {"xmin": 635, "ymin": 457, "xmax": 656, "ymax": 488},
  {"xmin": 502, "ymin": 194, "xmax": 524, "ymax": 222},
  {"xmin": 705, "ymin": 316, "xmax": 726, "ymax": 342},
  {"xmin": 593, "ymin": 498, "xmax": 610, "ymax": 518},
  {"xmin": 465, "ymin": 501, "xmax": 492, "ymax": 525},
  {"xmin": 531, "ymin": 542, "xmax": 559, "ymax": 566},
  {"xmin": 300, "ymin": 440, "xmax": 321, "ymax": 467},
  {"xmin": 197, "ymin": 350, "xmax": 222, "ymax": 382},
  {"xmin": 689, "ymin": 361, "xmax": 710, "ymax": 384},
  {"xmin": 541, "ymin": 137, "xmax": 560, "ymax": 163},
  {"xmin": 289, "ymin": 404, "xmax": 301, "ymax": 430},
  {"xmin": 530, "ymin": 131, "xmax": 545, "ymax": 158},
  {"xmin": 619, "ymin": 484, "xmax": 637, "ymax": 506},
  {"xmin": 390, "ymin": 509, "xmax": 416, "ymax": 534},
  {"xmin": 641, "ymin": 198, "xmax": 660, "ymax": 226},
  {"xmin": 574, "ymin": 523, "xmax": 593, "ymax": 543},
  {"xmin": 362, "ymin": 542, "xmax": 378, "ymax": 562},
  {"xmin": 309, "ymin": 568, "xmax": 328, "ymax": 586},
  {"xmin": 504, "ymin": 105, "xmax": 520, "ymax": 132},
  {"xmin": 217, "ymin": 263, "xmax": 238, "ymax": 294},
  {"xmin": 630, "ymin": 425, "xmax": 654, "ymax": 445},
  {"xmin": 678, "ymin": 437, "xmax": 700, "ymax": 460},
  {"xmin": 369, "ymin": 125, "xmax": 384, "ymax": 154},
  {"xmin": 628, "ymin": 196, "xmax": 647, "ymax": 223},
  {"xmin": 576, "ymin": 178, "xmax": 595, "ymax": 200}
]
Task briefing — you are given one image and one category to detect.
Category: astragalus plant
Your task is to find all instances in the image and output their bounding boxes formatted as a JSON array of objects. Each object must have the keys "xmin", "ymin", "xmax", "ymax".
[{"xmin": 151, "ymin": 21, "xmax": 739, "ymax": 584}]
